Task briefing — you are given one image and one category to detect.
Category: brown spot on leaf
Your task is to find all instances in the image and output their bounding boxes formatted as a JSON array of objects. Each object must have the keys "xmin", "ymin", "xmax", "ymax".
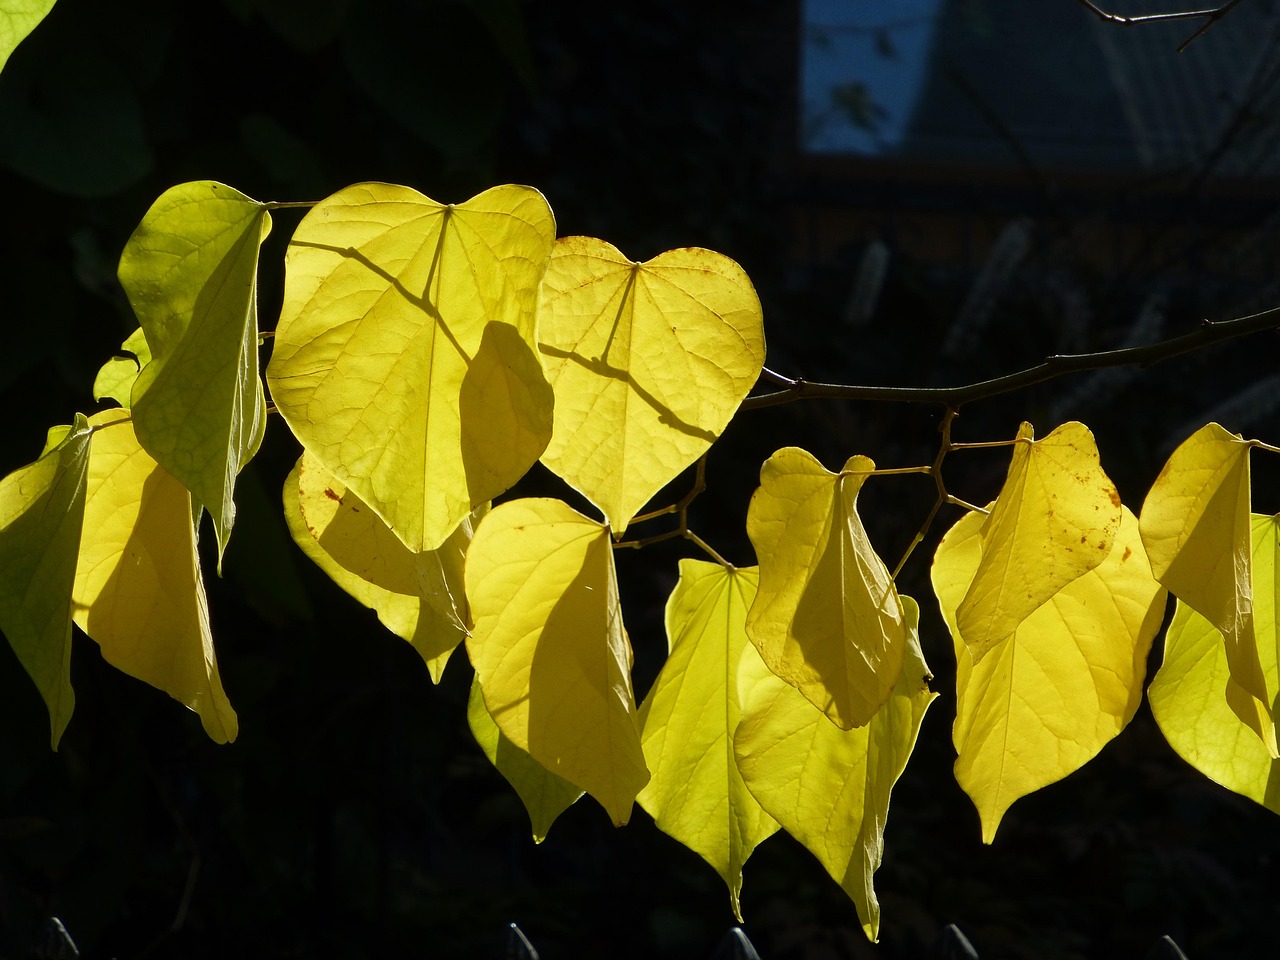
[
  {"xmin": 324, "ymin": 488, "xmax": 341, "ymax": 502},
  {"xmin": 1108, "ymin": 487, "xmax": 1122, "ymax": 508},
  {"xmin": 1122, "ymin": 546, "xmax": 1132, "ymax": 561}
]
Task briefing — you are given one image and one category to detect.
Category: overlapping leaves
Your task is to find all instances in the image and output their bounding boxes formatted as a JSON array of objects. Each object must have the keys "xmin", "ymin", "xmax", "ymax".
[
  {"xmin": 637, "ymin": 561, "xmax": 778, "ymax": 920},
  {"xmin": 0, "ymin": 410, "xmax": 236, "ymax": 746},
  {"xmin": 464, "ymin": 497, "xmax": 648, "ymax": 826},
  {"xmin": 735, "ymin": 596, "xmax": 935, "ymax": 941},
  {"xmin": 1149, "ymin": 514, "xmax": 1280, "ymax": 811},
  {"xmin": 282, "ymin": 450, "xmax": 477, "ymax": 682},
  {"xmin": 118, "ymin": 181, "xmax": 272, "ymax": 565},
  {"xmin": 745, "ymin": 448, "xmax": 907, "ymax": 729},
  {"xmin": 934, "ymin": 505, "xmax": 1164, "ymax": 841},
  {"xmin": 1140, "ymin": 423, "xmax": 1275, "ymax": 754},
  {"xmin": 267, "ymin": 182, "xmax": 556, "ymax": 553}
]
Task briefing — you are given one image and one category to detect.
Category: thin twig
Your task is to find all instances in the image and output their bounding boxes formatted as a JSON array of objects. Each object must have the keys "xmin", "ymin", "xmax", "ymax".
[
  {"xmin": 743, "ymin": 304, "xmax": 1280, "ymax": 411},
  {"xmin": 1072, "ymin": 0, "xmax": 1248, "ymax": 50}
]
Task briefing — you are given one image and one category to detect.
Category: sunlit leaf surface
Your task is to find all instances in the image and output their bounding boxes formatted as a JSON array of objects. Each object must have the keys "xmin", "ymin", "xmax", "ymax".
[
  {"xmin": 637, "ymin": 561, "xmax": 779, "ymax": 921},
  {"xmin": 933, "ymin": 506, "xmax": 1164, "ymax": 842},
  {"xmin": 282, "ymin": 451, "xmax": 475, "ymax": 682},
  {"xmin": 538, "ymin": 237, "xmax": 765, "ymax": 532},
  {"xmin": 745, "ymin": 447, "xmax": 906, "ymax": 729},
  {"xmin": 957, "ymin": 422, "xmax": 1122, "ymax": 659},
  {"xmin": 92, "ymin": 327, "xmax": 150, "ymax": 410},
  {"xmin": 465, "ymin": 497, "xmax": 648, "ymax": 825},
  {"xmin": 71, "ymin": 410, "xmax": 236, "ymax": 743},
  {"xmin": 0, "ymin": 0, "xmax": 56, "ymax": 73},
  {"xmin": 735, "ymin": 596, "xmax": 934, "ymax": 941},
  {"xmin": 467, "ymin": 675, "xmax": 583, "ymax": 842},
  {"xmin": 267, "ymin": 182, "xmax": 555, "ymax": 552},
  {"xmin": 1140, "ymin": 423, "xmax": 1273, "ymax": 753},
  {"xmin": 1149, "ymin": 514, "xmax": 1280, "ymax": 812},
  {"xmin": 118, "ymin": 181, "xmax": 271, "ymax": 564},
  {"xmin": 0, "ymin": 414, "xmax": 91, "ymax": 748}
]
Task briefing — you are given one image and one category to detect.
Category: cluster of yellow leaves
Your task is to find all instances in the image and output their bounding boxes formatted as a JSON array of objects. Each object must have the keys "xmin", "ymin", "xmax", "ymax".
[{"xmin": 6, "ymin": 174, "xmax": 1280, "ymax": 944}]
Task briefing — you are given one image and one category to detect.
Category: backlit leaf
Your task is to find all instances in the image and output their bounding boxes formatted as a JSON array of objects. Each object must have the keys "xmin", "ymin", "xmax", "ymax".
[
  {"xmin": 956, "ymin": 422, "xmax": 1122, "ymax": 659},
  {"xmin": 118, "ymin": 181, "xmax": 271, "ymax": 566},
  {"xmin": 92, "ymin": 326, "xmax": 151, "ymax": 410},
  {"xmin": 0, "ymin": 0, "xmax": 56, "ymax": 73},
  {"xmin": 465, "ymin": 497, "xmax": 648, "ymax": 826},
  {"xmin": 745, "ymin": 447, "xmax": 906, "ymax": 729},
  {"xmin": 538, "ymin": 237, "xmax": 765, "ymax": 533},
  {"xmin": 267, "ymin": 182, "xmax": 555, "ymax": 552},
  {"xmin": 466, "ymin": 674, "xmax": 583, "ymax": 842},
  {"xmin": 637, "ymin": 561, "xmax": 779, "ymax": 921},
  {"xmin": 933, "ymin": 506, "xmax": 1164, "ymax": 842},
  {"xmin": 0, "ymin": 414, "xmax": 91, "ymax": 748},
  {"xmin": 282, "ymin": 451, "xmax": 475, "ymax": 682},
  {"xmin": 1139, "ymin": 423, "xmax": 1273, "ymax": 754},
  {"xmin": 734, "ymin": 596, "xmax": 935, "ymax": 942},
  {"xmin": 71, "ymin": 410, "xmax": 236, "ymax": 743},
  {"xmin": 1149, "ymin": 514, "xmax": 1280, "ymax": 812}
]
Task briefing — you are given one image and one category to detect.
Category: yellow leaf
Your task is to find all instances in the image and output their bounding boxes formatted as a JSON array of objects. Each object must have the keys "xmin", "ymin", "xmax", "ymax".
[
  {"xmin": 538, "ymin": 238, "xmax": 765, "ymax": 533},
  {"xmin": 71, "ymin": 410, "xmax": 236, "ymax": 743},
  {"xmin": 932, "ymin": 506, "xmax": 1165, "ymax": 843},
  {"xmin": 734, "ymin": 596, "xmax": 935, "ymax": 942},
  {"xmin": 282, "ymin": 451, "xmax": 475, "ymax": 683},
  {"xmin": 464, "ymin": 497, "xmax": 648, "ymax": 826},
  {"xmin": 118, "ymin": 181, "xmax": 272, "ymax": 565},
  {"xmin": 0, "ymin": 0, "xmax": 56, "ymax": 73},
  {"xmin": 744, "ymin": 447, "xmax": 906, "ymax": 729},
  {"xmin": 1148, "ymin": 514, "xmax": 1280, "ymax": 812},
  {"xmin": 637, "ymin": 561, "xmax": 779, "ymax": 921},
  {"xmin": 92, "ymin": 326, "xmax": 151, "ymax": 410},
  {"xmin": 0, "ymin": 414, "xmax": 92, "ymax": 748},
  {"xmin": 957, "ymin": 422, "xmax": 1122, "ymax": 659},
  {"xmin": 1139, "ymin": 423, "xmax": 1273, "ymax": 754},
  {"xmin": 267, "ymin": 182, "xmax": 555, "ymax": 552},
  {"xmin": 466, "ymin": 675, "xmax": 583, "ymax": 842}
]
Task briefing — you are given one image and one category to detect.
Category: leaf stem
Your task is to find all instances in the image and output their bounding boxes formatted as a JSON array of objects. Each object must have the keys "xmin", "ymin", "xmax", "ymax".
[
  {"xmin": 263, "ymin": 200, "xmax": 321, "ymax": 210},
  {"xmin": 685, "ymin": 530, "xmax": 732, "ymax": 568}
]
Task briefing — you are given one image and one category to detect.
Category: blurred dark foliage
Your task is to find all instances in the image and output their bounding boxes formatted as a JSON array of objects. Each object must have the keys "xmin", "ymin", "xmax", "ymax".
[{"xmin": 2, "ymin": 1, "xmax": 1280, "ymax": 958}]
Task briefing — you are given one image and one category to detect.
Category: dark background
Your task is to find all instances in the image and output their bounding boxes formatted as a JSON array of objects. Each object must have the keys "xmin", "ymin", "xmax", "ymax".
[{"xmin": 2, "ymin": 1, "xmax": 1280, "ymax": 957}]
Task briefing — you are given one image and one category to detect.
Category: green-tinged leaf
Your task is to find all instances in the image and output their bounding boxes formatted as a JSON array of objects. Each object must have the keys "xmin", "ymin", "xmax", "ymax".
[
  {"xmin": 0, "ymin": 414, "xmax": 91, "ymax": 748},
  {"xmin": 267, "ymin": 182, "xmax": 555, "ymax": 553},
  {"xmin": 637, "ymin": 561, "xmax": 779, "ymax": 921},
  {"xmin": 92, "ymin": 326, "xmax": 151, "ymax": 410},
  {"xmin": 933, "ymin": 506, "xmax": 1164, "ymax": 843},
  {"xmin": 118, "ymin": 181, "xmax": 271, "ymax": 566},
  {"xmin": 1149, "ymin": 514, "xmax": 1280, "ymax": 812},
  {"xmin": 282, "ymin": 451, "xmax": 475, "ymax": 682},
  {"xmin": 538, "ymin": 238, "xmax": 765, "ymax": 533},
  {"xmin": 745, "ymin": 447, "xmax": 907, "ymax": 729},
  {"xmin": 465, "ymin": 497, "xmax": 648, "ymax": 826},
  {"xmin": 956, "ymin": 422, "xmax": 1122, "ymax": 659},
  {"xmin": 734, "ymin": 596, "xmax": 935, "ymax": 942},
  {"xmin": 0, "ymin": 0, "xmax": 56, "ymax": 73},
  {"xmin": 1139, "ymin": 423, "xmax": 1273, "ymax": 754},
  {"xmin": 467, "ymin": 674, "xmax": 583, "ymax": 842},
  {"xmin": 71, "ymin": 409, "xmax": 237, "ymax": 743}
]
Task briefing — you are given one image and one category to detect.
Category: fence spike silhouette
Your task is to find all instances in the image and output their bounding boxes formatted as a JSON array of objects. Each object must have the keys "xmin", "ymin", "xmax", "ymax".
[
  {"xmin": 931, "ymin": 923, "xmax": 979, "ymax": 959},
  {"xmin": 710, "ymin": 926, "xmax": 762, "ymax": 960},
  {"xmin": 1146, "ymin": 934, "xmax": 1189, "ymax": 960},
  {"xmin": 505, "ymin": 922, "xmax": 539, "ymax": 960}
]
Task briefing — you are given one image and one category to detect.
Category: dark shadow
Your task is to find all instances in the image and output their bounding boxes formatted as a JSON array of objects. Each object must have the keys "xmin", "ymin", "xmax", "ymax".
[{"xmin": 538, "ymin": 342, "xmax": 718, "ymax": 443}]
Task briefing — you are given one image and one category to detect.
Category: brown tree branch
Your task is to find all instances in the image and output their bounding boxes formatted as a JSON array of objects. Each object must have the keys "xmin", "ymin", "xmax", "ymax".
[{"xmin": 743, "ymin": 303, "xmax": 1280, "ymax": 411}]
